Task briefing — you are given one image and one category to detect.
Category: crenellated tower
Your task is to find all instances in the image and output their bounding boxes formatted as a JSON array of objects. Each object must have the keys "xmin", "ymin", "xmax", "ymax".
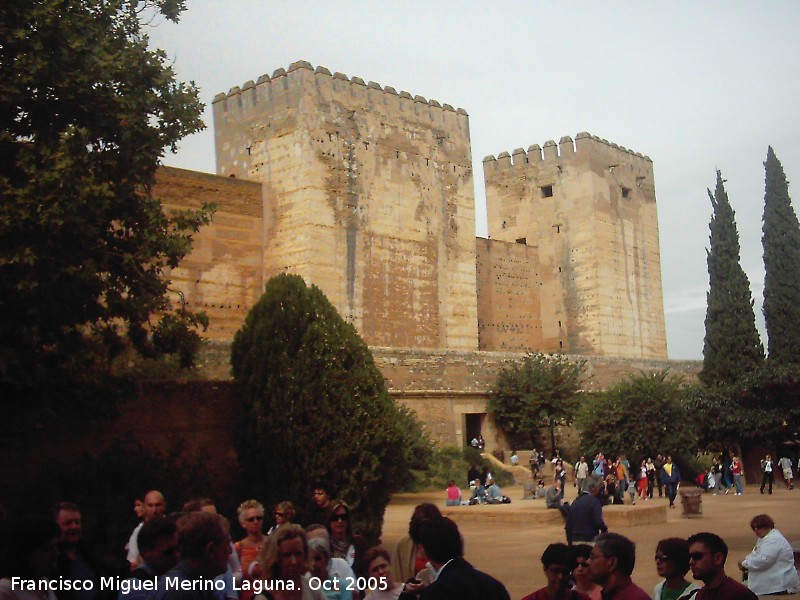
[
  {"xmin": 483, "ymin": 133, "xmax": 667, "ymax": 359},
  {"xmin": 212, "ymin": 61, "xmax": 478, "ymax": 350}
]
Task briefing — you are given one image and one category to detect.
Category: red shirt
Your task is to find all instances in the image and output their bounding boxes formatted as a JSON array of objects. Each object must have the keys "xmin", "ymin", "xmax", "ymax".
[
  {"xmin": 696, "ymin": 576, "xmax": 757, "ymax": 600},
  {"xmin": 600, "ymin": 578, "xmax": 650, "ymax": 600}
]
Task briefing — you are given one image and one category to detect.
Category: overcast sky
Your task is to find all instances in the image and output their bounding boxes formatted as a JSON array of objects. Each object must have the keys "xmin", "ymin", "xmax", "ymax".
[{"xmin": 147, "ymin": 1, "xmax": 800, "ymax": 360}]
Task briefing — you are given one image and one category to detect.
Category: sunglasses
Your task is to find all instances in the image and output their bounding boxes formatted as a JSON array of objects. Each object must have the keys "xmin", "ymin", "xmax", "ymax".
[
  {"xmin": 245, "ymin": 515, "xmax": 263, "ymax": 522},
  {"xmin": 688, "ymin": 551, "xmax": 711, "ymax": 561},
  {"xmin": 654, "ymin": 555, "xmax": 670, "ymax": 563},
  {"xmin": 274, "ymin": 512, "xmax": 286, "ymax": 518},
  {"xmin": 574, "ymin": 561, "xmax": 588, "ymax": 569},
  {"xmin": 330, "ymin": 513, "xmax": 349, "ymax": 522}
]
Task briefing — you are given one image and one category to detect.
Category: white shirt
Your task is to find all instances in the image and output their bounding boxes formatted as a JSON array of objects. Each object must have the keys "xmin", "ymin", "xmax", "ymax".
[
  {"xmin": 126, "ymin": 521, "xmax": 144, "ymax": 562},
  {"xmin": 742, "ymin": 528, "xmax": 800, "ymax": 595}
]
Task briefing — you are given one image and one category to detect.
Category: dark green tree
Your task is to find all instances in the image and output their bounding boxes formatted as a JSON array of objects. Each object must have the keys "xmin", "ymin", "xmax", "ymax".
[
  {"xmin": 762, "ymin": 147, "xmax": 800, "ymax": 365},
  {"xmin": 488, "ymin": 352, "xmax": 585, "ymax": 455},
  {"xmin": 0, "ymin": 1, "xmax": 212, "ymax": 405},
  {"xmin": 231, "ymin": 274, "xmax": 429, "ymax": 542},
  {"xmin": 686, "ymin": 363, "xmax": 800, "ymax": 450},
  {"xmin": 700, "ymin": 171, "xmax": 764, "ymax": 385},
  {"xmin": 576, "ymin": 371, "xmax": 697, "ymax": 461}
]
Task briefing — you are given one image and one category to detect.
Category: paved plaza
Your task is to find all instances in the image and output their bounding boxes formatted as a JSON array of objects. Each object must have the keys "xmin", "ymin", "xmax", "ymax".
[{"xmin": 381, "ymin": 483, "xmax": 800, "ymax": 599}]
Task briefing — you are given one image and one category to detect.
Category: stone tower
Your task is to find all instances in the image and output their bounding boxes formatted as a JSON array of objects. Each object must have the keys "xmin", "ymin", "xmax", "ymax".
[
  {"xmin": 212, "ymin": 61, "xmax": 478, "ymax": 350},
  {"xmin": 483, "ymin": 133, "xmax": 667, "ymax": 359}
]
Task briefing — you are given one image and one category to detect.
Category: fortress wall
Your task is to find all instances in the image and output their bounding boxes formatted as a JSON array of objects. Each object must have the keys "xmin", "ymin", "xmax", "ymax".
[
  {"xmin": 213, "ymin": 61, "xmax": 478, "ymax": 350},
  {"xmin": 153, "ymin": 167, "xmax": 263, "ymax": 341},
  {"xmin": 189, "ymin": 343, "xmax": 700, "ymax": 448},
  {"xmin": 484, "ymin": 133, "xmax": 667, "ymax": 359},
  {"xmin": 475, "ymin": 238, "xmax": 563, "ymax": 352}
]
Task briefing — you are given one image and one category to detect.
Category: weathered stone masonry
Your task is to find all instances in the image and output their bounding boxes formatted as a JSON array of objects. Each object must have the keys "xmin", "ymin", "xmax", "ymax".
[{"xmin": 150, "ymin": 60, "xmax": 683, "ymax": 449}]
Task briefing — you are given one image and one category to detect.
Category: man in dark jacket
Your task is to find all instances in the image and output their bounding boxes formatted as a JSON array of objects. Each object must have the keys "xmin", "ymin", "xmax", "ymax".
[
  {"xmin": 416, "ymin": 516, "xmax": 510, "ymax": 600},
  {"xmin": 565, "ymin": 476, "xmax": 607, "ymax": 545},
  {"xmin": 660, "ymin": 455, "xmax": 682, "ymax": 509}
]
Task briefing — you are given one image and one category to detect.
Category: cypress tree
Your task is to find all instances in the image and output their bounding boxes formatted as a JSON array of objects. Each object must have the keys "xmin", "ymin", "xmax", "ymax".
[
  {"xmin": 762, "ymin": 146, "xmax": 800, "ymax": 365},
  {"xmin": 700, "ymin": 171, "xmax": 764, "ymax": 385},
  {"xmin": 231, "ymin": 273, "xmax": 427, "ymax": 541}
]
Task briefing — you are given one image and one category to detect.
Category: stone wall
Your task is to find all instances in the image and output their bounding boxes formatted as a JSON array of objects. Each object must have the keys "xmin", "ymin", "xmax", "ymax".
[
  {"xmin": 194, "ymin": 342, "xmax": 701, "ymax": 449},
  {"xmin": 154, "ymin": 167, "xmax": 264, "ymax": 341},
  {"xmin": 213, "ymin": 61, "xmax": 478, "ymax": 350},
  {"xmin": 476, "ymin": 237, "xmax": 562, "ymax": 352},
  {"xmin": 483, "ymin": 133, "xmax": 667, "ymax": 359}
]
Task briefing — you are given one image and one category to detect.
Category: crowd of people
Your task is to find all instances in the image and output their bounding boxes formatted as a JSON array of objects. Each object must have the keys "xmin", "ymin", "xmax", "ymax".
[
  {"xmin": 2, "ymin": 490, "xmax": 798, "ymax": 600},
  {"xmin": 1, "ymin": 453, "xmax": 799, "ymax": 600}
]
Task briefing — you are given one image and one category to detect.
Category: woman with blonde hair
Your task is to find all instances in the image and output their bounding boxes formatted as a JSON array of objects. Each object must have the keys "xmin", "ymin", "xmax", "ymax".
[
  {"xmin": 236, "ymin": 499, "xmax": 266, "ymax": 600},
  {"xmin": 268, "ymin": 500, "xmax": 296, "ymax": 535},
  {"xmin": 258, "ymin": 524, "xmax": 325, "ymax": 600}
]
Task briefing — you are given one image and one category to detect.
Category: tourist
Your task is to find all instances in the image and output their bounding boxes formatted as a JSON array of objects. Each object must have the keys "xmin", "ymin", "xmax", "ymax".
[
  {"xmin": 645, "ymin": 458, "xmax": 656, "ymax": 499},
  {"xmin": 654, "ymin": 455, "xmax": 665, "ymax": 497},
  {"xmin": 660, "ymin": 456, "xmax": 681, "ymax": 509},
  {"xmin": 150, "ymin": 512, "xmax": 233, "ymax": 600},
  {"xmin": 575, "ymin": 456, "xmax": 589, "ymax": 495},
  {"xmin": 268, "ymin": 501, "xmax": 296, "ymax": 536},
  {"xmin": 546, "ymin": 479, "xmax": 569, "ymax": 518},
  {"xmin": 0, "ymin": 516, "xmax": 60, "ymax": 600},
  {"xmin": 414, "ymin": 516, "xmax": 509, "ymax": 600},
  {"xmin": 587, "ymin": 533, "xmax": 649, "ymax": 599},
  {"xmin": 510, "ymin": 450, "xmax": 520, "ymax": 467},
  {"xmin": 326, "ymin": 500, "xmax": 369, "ymax": 577},
  {"xmin": 521, "ymin": 543, "xmax": 590, "ymax": 600},
  {"xmin": 730, "ymin": 456, "xmax": 744, "ymax": 495},
  {"xmin": 307, "ymin": 525, "xmax": 356, "ymax": 584},
  {"xmin": 308, "ymin": 537, "xmax": 352, "ymax": 600},
  {"xmin": 571, "ymin": 545, "xmax": 602, "ymax": 600},
  {"xmin": 485, "ymin": 477, "xmax": 505, "ymax": 504},
  {"xmin": 687, "ymin": 532, "xmax": 757, "ymax": 599},
  {"xmin": 760, "ymin": 455, "xmax": 775, "ymax": 495},
  {"xmin": 257, "ymin": 524, "xmax": 325, "ymax": 600},
  {"xmin": 445, "ymin": 480, "xmax": 461, "ymax": 506},
  {"xmin": 469, "ymin": 479, "xmax": 487, "ymax": 504},
  {"xmin": 306, "ymin": 481, "xmax": 335, "ymax": 528},
  {"xmin": 565, "ymin": 476, "xmax": 607, "ymax": 545},
  {"xmin": 736, "ymin": 514, "xmax": 799, "ymax": 596},
  {"xmin": 127, "ymin": 490, "xmax": 166, "ymax": 567},
  {"xmin": 652, "ymin": 538, "xmax": 701, "ymax": 600},
  {"xmin": 235, "ymin": 499, "xmax": 266, "ymax": 597},
  {"xmin": 636, "ymin": 460, "xmax": 648, "ymax": 501},
  {"xmin": 710, "ymin": 457, "xmax": 723, "ymax": 495},
  {"xmin": 777, "ymin": 455, "xmax": 793, "ymax": 489},
  {"xmin": 390, "ymin": 503, "xmax": 440, "ymax": 584},
  {"xmin": 119, "ymin": 517, "xmax": 179, "ymax": 600},
  {"xmin": 52, "ymin": 501, "xmax": 102, "ymax": 600},
  {"xmin": 363, "ymin": 547, "xmax": 404, "ymax": 600}
]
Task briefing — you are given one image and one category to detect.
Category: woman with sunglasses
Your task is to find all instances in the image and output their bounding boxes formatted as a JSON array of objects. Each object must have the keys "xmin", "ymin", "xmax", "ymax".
[
  {"xmin": 237, "ymin": 499, "xmax": 267, "ymax": 600},
  {"xmin": 571, "ymin": 544, "xmax": 601, "ymax": 600},
  {"xmin": 326, "ymin": 500, "xmax": 369, "ymax": 577},
  {"xmin": 269, "ymin": 501, "xmax": 297, "ymax": 535},
  {"xmin": 737, "ymin": 514, "xmax": 799, "ymax": 596},
  {"xmin": 652, "ymin": 538, "xmax": 700, "ymax": 600}
]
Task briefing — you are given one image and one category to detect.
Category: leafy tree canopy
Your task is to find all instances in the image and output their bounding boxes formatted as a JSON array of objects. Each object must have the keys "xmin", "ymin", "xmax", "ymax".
[
  {"xmin": 0, "ymin": 1, "xmax": 212, "ymax": 406},
  {"xmin": 576, "ymin": 371, "xmax": 696, "ymax": 463},
  {"xmin": 231, "ymin": 274, "xmax": 430, "ymax": 542},
  {"xmin": 488, "ymin": 352, "xmax": 585, "ymax": 454},
  {"xmin": 762, "ymin": 146, "xmax": 800, "ymax": 365},
  {"xmin": 700, "ymin": 170, "xmax": 764, "ymax": 385},
  {"xmin": 686, "ymin": 363, "xmax": 800, "ymax": 449}
]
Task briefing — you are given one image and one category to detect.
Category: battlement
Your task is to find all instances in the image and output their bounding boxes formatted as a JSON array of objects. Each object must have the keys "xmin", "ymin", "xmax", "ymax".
[
  {"xmin": 483, "ymin": 132, "xmax": 652, "ymax": 173},
  {"xmin": 212, "ymin": 60, "xmax": 468, "ymax": 123}
]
